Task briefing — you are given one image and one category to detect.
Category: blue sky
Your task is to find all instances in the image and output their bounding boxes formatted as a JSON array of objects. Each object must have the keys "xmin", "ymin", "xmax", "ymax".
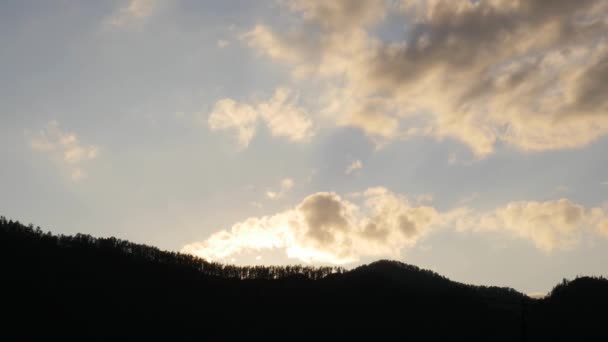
[{"xmin": 1, "ymin": 0, "xmax": 608, "ymax": 294}]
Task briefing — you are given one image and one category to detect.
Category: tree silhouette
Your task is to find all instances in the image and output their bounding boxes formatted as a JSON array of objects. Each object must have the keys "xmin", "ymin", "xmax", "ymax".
[{"xmin": 1, "ymin": 215, "xmax": 607, "ymax": 341}]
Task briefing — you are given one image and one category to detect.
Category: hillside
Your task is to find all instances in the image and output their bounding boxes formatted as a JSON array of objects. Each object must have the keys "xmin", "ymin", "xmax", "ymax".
[{"xmin": 1, "ymin": 217, "xmax": 607, "ymax": 341}]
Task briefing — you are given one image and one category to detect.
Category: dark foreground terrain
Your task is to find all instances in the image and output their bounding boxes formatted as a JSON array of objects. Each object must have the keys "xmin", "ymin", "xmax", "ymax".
[{"xmin": 1, "ymin": 217, "xmax": 607, "ymax": 341}]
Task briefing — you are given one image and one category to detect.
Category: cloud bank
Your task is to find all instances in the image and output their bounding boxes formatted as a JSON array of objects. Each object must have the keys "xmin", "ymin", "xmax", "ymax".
[
  {"xmin": 183, "ymin": 188, "xmax": 440, "ymax": 264},
  {"xmin": 242, "ymin": 0, "xmax": 608, "ymax": 155},
  {"xmin": 452, "ymin": 199, "xmax": 608, "ymax": 252},
  {"xmin": 183, "ymin": 187, "xmax": 608, "ymax": 264}
]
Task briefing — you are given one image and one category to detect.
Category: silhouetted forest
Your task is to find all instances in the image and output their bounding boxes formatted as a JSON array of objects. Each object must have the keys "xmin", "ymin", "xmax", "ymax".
[{"xmin": 2, "ymin": 216, "xmax": 607, "ymax": 341}]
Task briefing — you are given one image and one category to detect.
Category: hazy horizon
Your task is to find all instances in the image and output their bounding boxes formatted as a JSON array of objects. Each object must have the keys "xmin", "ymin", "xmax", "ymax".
[{"xmin": 2, "ymin": 0, "xmax": 608, "ymax": 295}]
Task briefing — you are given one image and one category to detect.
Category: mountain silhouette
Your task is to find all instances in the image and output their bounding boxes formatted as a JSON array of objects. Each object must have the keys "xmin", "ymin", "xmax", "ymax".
[{"xmin": 1, "ymin": 216, "xmax": 607, "ymax": 341}]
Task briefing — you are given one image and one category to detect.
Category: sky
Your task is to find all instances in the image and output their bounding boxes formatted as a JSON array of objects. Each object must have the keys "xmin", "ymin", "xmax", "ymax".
[{"xmin": 1, "ymin": 0, "xmax": 608, "ymax": 294}]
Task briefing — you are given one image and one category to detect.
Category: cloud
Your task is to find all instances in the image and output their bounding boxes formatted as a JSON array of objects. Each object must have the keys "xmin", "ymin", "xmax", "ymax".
[
  {"xmin": 266, "ymin": 178, "xmax": 295, "ymax": 199},
  {"xmin": 345, "ymin": 160, "xmax": 363, "ymax": 175},
  {"xmin": 207, "ymin": 87, "xmax": 314, "ymax": 148},
  {"xmin": 105, "ymin": 0, "xmax": 158, "ymax": 28},
  {"xmin": 208, "ymin": 98, "xmax": 259, "ymax": 148},
  {"xmin": 217, "ymin": 39, "xmax": 230, "ymax": 48},
  {"xmin": 243, "ymin": 0, "xmax": 608, "ymax": 156},
  {"xmin": 29, "ymin": 121, "xmax": 99, "ymax": 181},
  {"xmin": 458, "ymin": 192, "xmax": 480, "ymax": 205},
  {"xmin": 184, "ymin": 187, "xmax": 608, "ymax": 264},
  {"xmin": 182, "ymin": 187, "xmax": 440, "ymax": 264},
  {"xmin": 452, "ymin": 199, "xmax": 608, "ymax": 252},
  {"xmin": 284, "ymin": 0, "xmax": 387, "ymax": 31},
  {"xmin": 599, "ymin": 220, "xmax": 608, "ymax": 237},
  {"xmin": 258, "ymin": 88, "xmax": 315, "ymax": 142},
  {"xmin": 70, "ymin": 168, "xmax": 86, "ymax": 182}
]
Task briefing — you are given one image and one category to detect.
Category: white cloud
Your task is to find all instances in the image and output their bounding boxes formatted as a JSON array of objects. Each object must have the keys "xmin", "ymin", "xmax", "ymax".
[
  {"xmin": 599, "ymin": 220, "xmax": 608, "ymax": 237},
  {"xmin": 451, "ymin": 199, "xmax": 608, "ymax": 252},
  {"xmin": 183, "ymin": 187, "xmax": 440, "ymax": 264},
  {"xmin": 208, "ymin": 98, "xmax": 259, "ymax": 148},
  {"xmin": 105, "ymin": 0, "xmax": 158, "ymax": 28},
  {"xmin": 217, "ymin": 39, "xmax": 230, "ymax": 48},
  {"xmin": 184, "ymin": 187, "xmax": 608, "ymax": 264},
  {"xmin": 266, "ymin": 178, "xmax": 295, "ymax": 199},
  {"xmin": 258, "ymin": 88, "xmax": 315, "ymax": 142},
  {"xmin": 345, "ymin": 160, "xmax": 363, "ymax": 175},
  {"xmin": 243, "ymin": 0, "xmax": 608, "ymax": 156},
  {"xmin": 207, "ymin": 87, "xmax": 314, "ymax": 148},
  {"xmin": 29, "ymin": 121, "xmax": 99, "ymax": 182}
]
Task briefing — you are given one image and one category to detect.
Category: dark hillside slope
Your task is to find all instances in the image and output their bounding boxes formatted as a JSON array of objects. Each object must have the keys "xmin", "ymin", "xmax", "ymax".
[
  {"xmin": 1, "ymin": 217, "xmax": 607, "ymax": 341},
  {"xmin": 526, "ymin": 276, "xmax": 608, "ymax": 341}
]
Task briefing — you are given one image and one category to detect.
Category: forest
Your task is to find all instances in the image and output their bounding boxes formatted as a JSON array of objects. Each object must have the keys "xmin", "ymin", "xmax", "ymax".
[{"xmin": 2, "ymin": 216, "xmax": 607, "ymax": 341}]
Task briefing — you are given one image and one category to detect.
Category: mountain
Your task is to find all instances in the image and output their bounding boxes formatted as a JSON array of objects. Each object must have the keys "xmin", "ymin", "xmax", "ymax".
[{"xmin": 1, "ymin": 216, "xmax": 607, "ymax": 341}]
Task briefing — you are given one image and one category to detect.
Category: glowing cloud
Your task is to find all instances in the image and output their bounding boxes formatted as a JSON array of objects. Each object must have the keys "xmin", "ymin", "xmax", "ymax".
[
  {"xmin": 217, "ymin": 39, "xmax": 230, "ymax": 48},
  {"xmin": 105, "ymin": 0, "xmax": 159, "ymax": 28},
  {"xmin": 184, "ymin": 189, "xmax": 608, "ymax": 264},
  {"xmin": 243, "ymin": 0, "xmax": 608, "ymax": 156},
  {"xmin": 452, "ymin": 199, "xmax": 608, "ymax": 252},
  {"xmin": 183, "ymin": 188, "xmax": 440, "ymax": 264},
  {"xmin": 208, "ymin": 88, "xmax": 314, "ymax": 148},
  {"xmin": 208, "ymin": 98, "xmax": 258, "ymax": 148},
  {"xmin": 345, "ymin": 160, "xmax": 363, "ymax": 175},
  {"xmin": 266, "ymin": 178, "xmax": 295, "ymax": 199},
  {"xmin": 29, "ymin": 121, "xmax": 99, "ymax": 181}
]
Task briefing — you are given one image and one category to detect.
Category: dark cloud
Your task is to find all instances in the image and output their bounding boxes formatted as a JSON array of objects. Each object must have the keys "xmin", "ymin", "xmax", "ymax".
[{"xmin": 299, "ymin": 193, "xmax": 350, "ymax": 244}]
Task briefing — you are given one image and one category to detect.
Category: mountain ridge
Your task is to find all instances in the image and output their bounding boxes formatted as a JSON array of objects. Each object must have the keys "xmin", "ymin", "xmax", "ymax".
[{"xmin": 1, "ymin": 216, "xmax": 607, "ymax": 341}]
